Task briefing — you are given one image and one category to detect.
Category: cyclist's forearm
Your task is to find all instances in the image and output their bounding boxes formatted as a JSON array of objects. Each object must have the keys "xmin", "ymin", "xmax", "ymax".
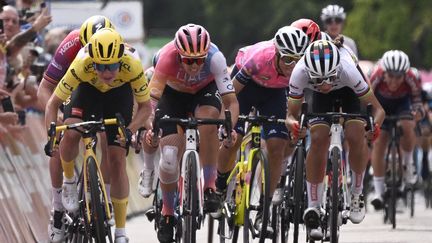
[
  {"xmin": 37, "ymin": 78, "xmax": 56, "ymax": 108},
  {"xmin": 222, "ymin": 93, "xmax": 239, "ymax": 126},
  {"xmin": 129, "ymin": 100, "xmax": 152, "ymax": 133},
  {"xmin": 45, "ymin": 95, "xmax": 62, "ymax": 131}
]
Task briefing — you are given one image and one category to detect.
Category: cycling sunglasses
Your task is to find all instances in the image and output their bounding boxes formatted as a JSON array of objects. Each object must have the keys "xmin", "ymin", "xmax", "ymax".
[
  {"xmin": 386, "ymin": 71, "xmax": 405, "ymax": 79},
  {"xmin": 324, "ymin": 17, "xmax": 344, "ymax": 25},
  {"xmin": 93, "ymin": 62, "xmax": 121, "ymax": 72},
  {"xmin": 310, "ymin": 74, "xmax": 338, "ymax": 85},
  {"xmin": 278, "ymin": 51, "xmax": 300, "ymax": 66},
  {"xmin": 180, "ymin": 55, "xmax": 207, "ymax": 65}
]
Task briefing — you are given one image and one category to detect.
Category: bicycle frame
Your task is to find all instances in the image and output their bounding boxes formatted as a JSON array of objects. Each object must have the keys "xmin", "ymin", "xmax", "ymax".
[{"xmin": 226, "ymin": 124, "xmax": 261, "ymax": 226}]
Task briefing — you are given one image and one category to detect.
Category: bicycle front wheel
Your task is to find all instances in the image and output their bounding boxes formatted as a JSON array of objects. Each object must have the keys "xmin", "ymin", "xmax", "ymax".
[
  {"xmin": 88, "ymin": 157, "xmax": 107, "ymax": 243},
  {"xmin": 244, "ymin": 149, "xmax": 270, "ymax": 243},
  {"xmin": 182, "ymin": 153, "xmax": 199, "ymax": 243},
  {"xmin": 330, "ymin": 147, "xmax": 340, "ymax": 243},
  {"xmin": 293, "ymin": 145, "xmax": 306, "ymax": 243}
]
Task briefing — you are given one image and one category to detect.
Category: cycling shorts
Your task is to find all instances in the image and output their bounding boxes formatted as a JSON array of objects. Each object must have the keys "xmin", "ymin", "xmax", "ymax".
[
  {"xmin": 156, "ymin": 82, "xmax": 222, "ymax": 137},
  {"xmin": 63, "ymin": 83, "xmax": 133, "ymax": 147},
  {"xmin": 375, "ymin": 92, "xmax": 412, "ymax": 131},
  {"xmin": 309, "ymin": 87, "xmax": 362, "ymax": 126},
  {"xmin": 232, "ymin": 66, "xmax": 288, "ymax": 140}
]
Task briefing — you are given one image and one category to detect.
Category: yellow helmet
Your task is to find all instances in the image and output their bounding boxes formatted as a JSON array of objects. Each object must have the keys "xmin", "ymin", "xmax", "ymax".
[
  {"xmin": 88, "ymin": 28, "xmax": 125, "ymax": 64},
  {"xmin": 79, "ymin": 15, "xmax": 115, "ymax": 46}
]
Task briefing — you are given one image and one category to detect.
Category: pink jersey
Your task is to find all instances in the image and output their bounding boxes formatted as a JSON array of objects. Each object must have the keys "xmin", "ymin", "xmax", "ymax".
[
  {"xmin": 234, "ymin": 41, "xmax": 289, "ymax": 88},
  {"xmin": 43, "ymin": 29, "xmax": 81, "ymax": 85},
  {"xmin": 151, "ymin": 41, "xmax": 232, "ymax": 95}
]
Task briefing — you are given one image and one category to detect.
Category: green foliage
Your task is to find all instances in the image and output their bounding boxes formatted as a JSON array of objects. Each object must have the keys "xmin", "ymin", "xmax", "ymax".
[
  {"xmin": 142, "ymin": 0, "xmax": 432, "ymax": 67},
  {"xmin": 345, "ymin": 0, "xmax": 432, "ymax": 68}
]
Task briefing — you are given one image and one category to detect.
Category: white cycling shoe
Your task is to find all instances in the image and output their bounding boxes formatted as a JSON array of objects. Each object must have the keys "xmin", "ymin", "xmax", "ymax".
[
  {"xmin": 405, "ymin": 163, "xmax": 418, "ymax": 185},
  {"xmin": 349, "ymin": 194, "xmax": 365, "ymax": 224},
  {"xmin": 62, "ymin": 177, "xmax": 79, "ymax": 213},
  {"xmin": 48, "ymin": 210, "xmax": 65, "ymax": 243},
  {"xmin": 138, "ymin": 169, "xmax": 154, "ymax": 198},
  {"xmin": 114, "ymin": 235, "xmax": 129, "ymax": 243}
]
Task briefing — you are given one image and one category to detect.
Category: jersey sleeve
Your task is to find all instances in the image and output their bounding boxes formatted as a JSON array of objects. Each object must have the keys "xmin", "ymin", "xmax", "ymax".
[
  {"xmin": 44, "ymin": 30, "xmax": 81, "ymax": 85},
  {"xmin": 210, "ymin": 51, "xmax": 235, "ymax": 95},
  {"xmin": 288, "ymin": 59, "xmax": 309, "ymax": 101},
  {"xmin": 53, "ymin": 58, "xmax": 82, "ymax": 101},
  {"xmin": 128, "ymin": 61, "xmax": 150, "ymax": 103}
]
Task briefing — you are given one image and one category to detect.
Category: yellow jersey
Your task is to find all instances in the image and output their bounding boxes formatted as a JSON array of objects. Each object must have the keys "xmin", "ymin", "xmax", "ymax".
[{"xmin": 54, "ymin": 45, "xmax": 150, "ymax": 103}]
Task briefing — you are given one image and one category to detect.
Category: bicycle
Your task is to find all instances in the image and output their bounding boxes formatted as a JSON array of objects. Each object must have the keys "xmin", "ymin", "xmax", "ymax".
[
  {"xmin": 278, "ymin": 103, "xmax": 308, "ymax": 243},
  {"xmin": 381, "ymin": 114, "xmax": 414, "ymax": 229},
  {"xmin": 145, "ymin": 109, "xmax": 232, "ymax": 243},
  {"xmin": 304, "ymin": 103, "xmax": 374, "ymax": 243},
  {"xmin": 217, "ymin": 112, "xmax": 285, "ymax": 243},
  {"xmin": 45, "ymin": 114, "xmax": 130, "ymax": 243}
]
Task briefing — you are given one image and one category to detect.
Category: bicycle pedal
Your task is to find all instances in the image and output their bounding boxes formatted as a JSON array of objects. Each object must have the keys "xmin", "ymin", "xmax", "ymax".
[{"xmin": 145, "ymin": 208, "xmax": 156, "ymax": 222}]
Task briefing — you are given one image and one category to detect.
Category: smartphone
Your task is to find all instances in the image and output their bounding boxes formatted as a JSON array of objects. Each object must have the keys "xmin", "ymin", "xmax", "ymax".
[
  {"xmin": 0, "ymin": 19, "xmax": 4, "ymax": 33},
  {"xmin": 1, "ymin": 96, "xmax": 15, "ymax": 112},
  {"xmin": 17, "ymin": 110, "xmax": 26, "ymax": 125}
]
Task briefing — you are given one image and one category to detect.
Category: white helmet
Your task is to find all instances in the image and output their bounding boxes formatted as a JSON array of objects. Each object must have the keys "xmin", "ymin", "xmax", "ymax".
[
  {"xmin": 304, "ymin": 40, "xmax": 340, "ymax": 78},
  {"xmin": 321, "ymin": 4, "xmax": 346, "ymax": 22},
  {"xmin": 381, "ymin": 50, "xmax": 410, "ymax": 74},
  {"xmin": 320, "ymin": 31, "xmax": 333, "ymax": 41},
  {"xmin": 274, "ymin": 26, "xmax": 309, "ymax": 57}
]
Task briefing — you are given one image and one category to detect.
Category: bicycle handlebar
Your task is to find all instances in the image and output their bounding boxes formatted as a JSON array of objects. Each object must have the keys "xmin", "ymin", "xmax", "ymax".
[
  {"xmin": 152, "ymin": 109, "xmax": 233, "ymax": 144},
  {"xmin": 44, "ymin": 113, "xmax": 128, "ymax": 157},
  {"xmin": 302, "ymin": 103, "xmax": 375, "ymax": 131},
  {"xmin": 237, "ymin": 114, "xmax": 286, "ymax": 125}
]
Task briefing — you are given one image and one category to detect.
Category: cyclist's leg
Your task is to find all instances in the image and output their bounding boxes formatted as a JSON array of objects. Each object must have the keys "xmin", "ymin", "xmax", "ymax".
[
  {"xmin": 259, "ymin": 87, "xmax": 289, "ymax": 197},
  {"xmin": 400, "ymin": 119, "xmax": 418, "ymax": 184},
  {"xmin": 370, "ymin": 128, "xmax": 390, "ymax": 208},
  {"xmin": 155, "ymin": 86, "xmax": 189, "ymax": 242},
  {"xmin": 193, "ymin": 82, "xmax": 223, "ymax": 212},
  {"xmin": 60, "ymin": 84, "xmax": 103, "ymax": 212},
  {"xmin": 103, "ymin": 83, "xmax": 134, "ymax": 240}
]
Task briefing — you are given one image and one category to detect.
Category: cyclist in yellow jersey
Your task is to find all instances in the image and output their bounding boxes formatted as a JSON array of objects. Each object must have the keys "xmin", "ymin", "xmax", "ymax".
[{"xmin": 45, "ymin": 28, "xmax": 151, "ymax": 243}]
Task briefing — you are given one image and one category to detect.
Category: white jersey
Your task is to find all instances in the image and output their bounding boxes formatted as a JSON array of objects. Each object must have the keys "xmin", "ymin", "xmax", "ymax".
[{"xmin": 288, "ymin": 46, "xmax": 370, "ymax": 100}]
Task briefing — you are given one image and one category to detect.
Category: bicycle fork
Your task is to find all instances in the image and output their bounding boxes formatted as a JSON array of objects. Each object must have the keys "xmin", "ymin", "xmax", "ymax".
[{"xmin": 179, "ymin": 128, "xmax": 204, "ymax": 219}]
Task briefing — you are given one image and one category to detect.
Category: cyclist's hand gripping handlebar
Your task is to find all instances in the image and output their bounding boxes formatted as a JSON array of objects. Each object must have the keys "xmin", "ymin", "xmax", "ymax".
[{"xmin": 44, "ymin": 122, "xmax": 57, "ymax": 157}]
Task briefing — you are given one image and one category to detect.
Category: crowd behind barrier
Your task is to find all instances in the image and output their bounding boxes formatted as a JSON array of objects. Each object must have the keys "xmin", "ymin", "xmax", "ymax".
[{"xmin": 0, "ymin": 111, "xmax": 150, "ymax": 242}]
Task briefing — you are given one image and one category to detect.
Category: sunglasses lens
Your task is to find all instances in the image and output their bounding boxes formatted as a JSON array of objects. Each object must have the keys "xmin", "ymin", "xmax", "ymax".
[
  {"xmin": 181, "ymin": 57, "xmax": 206, "ymax": 65},
  {"xmin": 325, "ymin": 17, "xmax": 343, "ymax": 24},
  {"xmin": 94, "ymin": 63, "xmax": 120, "ymax": 71}
]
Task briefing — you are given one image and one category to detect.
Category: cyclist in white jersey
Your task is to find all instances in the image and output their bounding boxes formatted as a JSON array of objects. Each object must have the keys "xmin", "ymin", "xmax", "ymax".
[{"xmin": 285, "ymin": 40, "xmax": 385, "ymax": 240}]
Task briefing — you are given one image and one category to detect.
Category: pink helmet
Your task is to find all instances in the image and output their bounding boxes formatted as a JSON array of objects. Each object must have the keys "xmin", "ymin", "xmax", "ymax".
[
  {"xmin": 291, "ymin": 18, "xmax": 321, "ymax": 43},
  {"xmin": 174, "ymin": 23, "xmax": 211, "ymax": 57}
]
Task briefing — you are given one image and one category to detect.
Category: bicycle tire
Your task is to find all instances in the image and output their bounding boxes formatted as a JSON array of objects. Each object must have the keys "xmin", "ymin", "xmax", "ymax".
[
  {"xmin": 88, "ymin": 157, "xmax": 107, "ymax": 243},
  {"xmin": 410, "ymin": 187, "xmax": 415, "ymax": 217},
  {"xmin": 280, "ymin": 156, "xmax": 296, "ymax": 243},
  {"xmin": 183, "ymin": 152, "xmax": 198, "ymax": 243},
  {"xmin": 293, "ymin": 145, "xmax": 306, "ymax": 243},
  {"xmin": 271, "ymin": 202, "xmax": 280, "ymax": 243},
  {"xmin": 244, "ymin": 149, "xmax": 270, "ymax": 243},
  {"xmin": 217, "ymin": 171, "xmax": 237, "ymax": 243},
  {"xmin": 389, "ymin": 144, "xmax": 398, "ymax": 229},
  {"xmin": 208, "ymin": 216, "xmax": 214, "ymax": 243},
  {"xmin": 330, "ymin": 147, "xmax": 340, "ymax": 243}
]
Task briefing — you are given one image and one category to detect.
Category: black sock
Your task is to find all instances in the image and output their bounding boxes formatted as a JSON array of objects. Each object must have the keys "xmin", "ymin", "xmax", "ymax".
[{"xmin": 216, "ymin": 170, "xmax": 231, "ymax": 192}]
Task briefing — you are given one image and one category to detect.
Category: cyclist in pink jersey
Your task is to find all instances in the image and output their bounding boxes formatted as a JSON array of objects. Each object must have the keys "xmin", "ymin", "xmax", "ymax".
[
  {"xmin": 146, "ymin": 24, "xmax": 238, "ymax": 243},
  {"xmin": 36, "ymin": 15, "xmax": 115, "ymax": 243},
  {"xmin": 369, "ymin": 50, "xmax": 424, "ymax": 210},
  {"xmin": 216, "ymin": 26, "xmax": 309, "ymax": 231}
]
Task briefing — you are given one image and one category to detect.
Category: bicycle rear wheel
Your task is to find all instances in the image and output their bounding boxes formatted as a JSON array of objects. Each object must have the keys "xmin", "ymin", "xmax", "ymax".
[
  {"xmin": 217, "ymin": 166, "xmax": 238, "ymax": 243},
  {"xmin": 87, "ymin": 157, "xmax": 107, "ymax": 243},
  {"xmin": 244, "ymin": 149, "xmax": 270, "ymax": 243},
  {"xmin": 329, "ymin": 147, "xmax": 340, "ymax": 243},
  {"xmin": 182, "ymin": 153, "xmax": 199, "ymax": 243}
]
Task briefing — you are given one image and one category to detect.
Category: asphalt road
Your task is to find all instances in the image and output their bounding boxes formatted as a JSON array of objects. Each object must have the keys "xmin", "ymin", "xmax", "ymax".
[{"xmin": 125, "ymin": 191, "xmax": 432, "ymax": 243}]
